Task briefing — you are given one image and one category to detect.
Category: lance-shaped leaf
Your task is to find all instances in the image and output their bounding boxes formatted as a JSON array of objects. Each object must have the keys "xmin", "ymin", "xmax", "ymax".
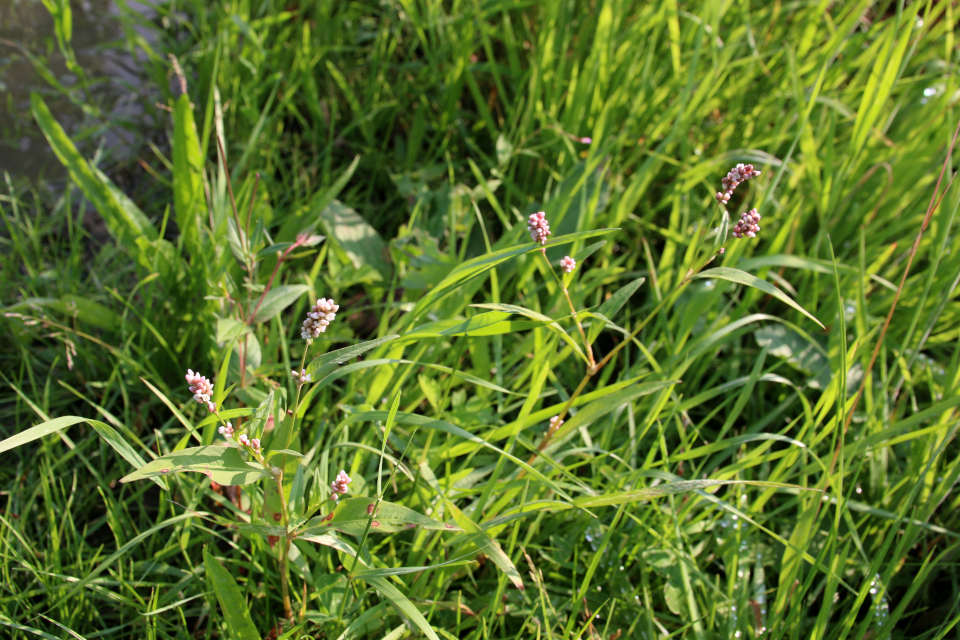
[
  {"xmin": 250, "ymin": 285, "xmax": 309, "ymax": 324},
  {"xmin": 298, "ymin": 497, "xmax": 461, "ymax": 537},
  {"xmin": 203, "ymin": 550, "xmax": 262, "ymax": 640},
  {"xmin": 119, "ymin": 446, "xmax": 272, "ymax": 485},
  {"xmin": 305, "ymin": 335, "xmax": 399, "ymax": 376}
]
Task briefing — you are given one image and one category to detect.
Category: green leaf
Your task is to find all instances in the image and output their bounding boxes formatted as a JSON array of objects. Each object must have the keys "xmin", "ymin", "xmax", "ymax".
[
  {"xmin": 321, "ymin": 200, "xmax": 390, "ymax": 278},
  {"xmin": 360, "ymin": 576, "xmax": 439, "ymax": 640},
  {"xmin": 0, "ymin": 415, "xmax": 84, "ymax": 454},
  {"xmin": 42, "ymin": 294, "xmax": 122, "ymax": 332},
  {"xmin": 173, "ymin": 93, "xmax": 205, "ymax": 254},
  {"xmin": 695, "ymin": 267, "xmax": 824, "ymax": 328},
  {"xmin": 588, "ymin": 277, "xmax": 645, "ymax": 342},
  {"xmin": 119, "ymin": 446, "xmax": 272, "ymax": 485},
  {"xmin": 299, "ymin": 497, "xmax": 461, "ymax": 537},
  {"xmin": 0, "ymin": 416, "xmax": 162, "ymax": 489},
  {"xmin": 203, "ymin": 549, "xmax": 262, "ymax": 640},
  {"xmin": 245, "ymin": 391, "xmax": 274, "ymax": 439},
  {"xmin": 217, "ymin": 317, "xmax": 252, "ymax": 343},
  {"xmin": 305, "ymin": 335, "xmax": 399, "ymax": 376},
  {"xmin": 31, "ymin": 93, "xmax": 157, "ymax": 255},
  {"xmin": 250, "ymin": 285, "xmax": 309, "ymax": 324}
]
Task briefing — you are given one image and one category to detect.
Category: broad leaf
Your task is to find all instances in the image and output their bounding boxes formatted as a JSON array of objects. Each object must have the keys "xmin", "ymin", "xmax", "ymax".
[
  {"xmin": 203, "ymin": 550, "xmax": 262, "ymax": 640},
  {"xmin": 250, "ymin": 285, "xmax": 309, "ymax": 324},
  {"xmin": 321, "ymin": 200, "xmax": 390, "ymax": 278},
  {"xmin": 119, "ymin": 446, "xmax": 272, "ymax": 485}
]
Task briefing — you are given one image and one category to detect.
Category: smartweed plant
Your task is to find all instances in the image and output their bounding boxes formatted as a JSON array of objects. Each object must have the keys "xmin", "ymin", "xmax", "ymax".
[{"xmin": 2, "ymin": 157, "xmax": 812, "ymax": 639}]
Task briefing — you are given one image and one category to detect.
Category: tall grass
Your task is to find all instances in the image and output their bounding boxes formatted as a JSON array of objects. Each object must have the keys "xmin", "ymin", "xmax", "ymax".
[{"xmin": 2, "ymin": 1, "xmax": 960, "ymax": 638}]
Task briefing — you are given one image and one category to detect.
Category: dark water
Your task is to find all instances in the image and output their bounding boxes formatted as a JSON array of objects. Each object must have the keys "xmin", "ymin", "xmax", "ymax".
[{"xmin": 0, "ymin": 0, "xmax": 157, "ymax": 181}]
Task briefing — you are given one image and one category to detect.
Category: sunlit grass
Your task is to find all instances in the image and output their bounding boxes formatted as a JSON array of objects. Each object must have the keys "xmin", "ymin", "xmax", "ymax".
[{"xmin": 2, "ymin": 1, "xmax": 960, "ymax": 638}]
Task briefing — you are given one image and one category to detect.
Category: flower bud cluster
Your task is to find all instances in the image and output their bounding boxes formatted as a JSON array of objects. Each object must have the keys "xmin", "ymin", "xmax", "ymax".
[
  {"xmin": 239, "ymin": 434, "xmax": 250, "ymax": 447},
  {"xmin": 560, "ymin": 256, "xmax": 576, "ymax": 273},
  {"xmin": 301, "ymin": 298, "xmax": 338, "ymax": 340},
  {"xmin": 715, "ymin": 163, "xmax": 761, "ymax": 204},
  {"xmin": 731, "ymin": 209, "xmax": 761, "ymax": 239},
  {"xmin": 549, "ymin": 415, "xmax": 564, "ymax": 432},
  {"xmin": 218, "ymin": 422, "xmax": 234, "ymax": 437},
  {"xmin": 292, "ymin": 368, "xmax": 312, "ymax": 385},
  {"xmin": 185, "ymin": 369, "xmax": 216, "ymax": 412},
  {"xmin": 527, "ymin": 211, "xmax": 551, "ymax": 246},
  {"xmin": 331, "ymin": 470, "xmax": 352, "ymax": 500}
]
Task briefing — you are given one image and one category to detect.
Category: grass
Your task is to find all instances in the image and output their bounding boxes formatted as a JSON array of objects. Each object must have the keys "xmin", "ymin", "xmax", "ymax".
[{"xmin": 2, "ymin": 0, "xmax": 960, "ymax": 638}]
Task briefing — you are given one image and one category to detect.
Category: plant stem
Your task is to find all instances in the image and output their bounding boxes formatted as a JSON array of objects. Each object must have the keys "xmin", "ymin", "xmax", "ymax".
[
  {"xmin": 275, "ymin": 346, "xmax": 311, "ymax": 620},
  {"xmin": 540, "ymin": 251, "xmax": 595, "ymax": 368}
]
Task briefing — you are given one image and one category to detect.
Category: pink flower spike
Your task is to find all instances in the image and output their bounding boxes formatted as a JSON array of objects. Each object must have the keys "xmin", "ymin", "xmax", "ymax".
[
  {"xmin": 716, "ymin": 163, "xmax": 761, "ymax": 205},
  {"xmin": 185, "ymin": 369, "xmax": 216, "ymax": 413},
  {"xmin": 301, "ymin": 298, "xmax": 339, "ymax": 340},
  {"xmin": 580, "ymin": 137, "xmax": 592, "ymax": 144},
  {"xmin": 238, "ymin": 434, "xmax": 250, "ymax": 447},
  {"xmin": 251, "ymin": 438, "xmax": 261, "ymax": 452},
  {"xmin": 331, "ymin": 469, "xmax": 352, "ymax": 499},
  {"xmin": 218, "ymin": 422, "xmax": 234, "ymax": 437},
  {"xmin": 526, "ymin": 211, "xmax": 551, "ymax": 246},
  {"xmin": 549, "ymin": 415, "xmax": 564, "ymax": 432},
  {"xmin": 560, "ymin": 256, "xmax": 576, "ymax": 273}
]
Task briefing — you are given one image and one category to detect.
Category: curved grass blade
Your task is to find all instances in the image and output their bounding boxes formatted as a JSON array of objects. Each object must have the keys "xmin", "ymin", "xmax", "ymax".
[
  {"xmin": 412, "ymin": 229, "xmax": 618, "ymax": 318},
  {"xmin": 695, "ymin": 267, "xmax": 824, "ymax": 328},
  {"xmin": 360, "ymin": 576, "xmax": 439, "ymax": 640}
]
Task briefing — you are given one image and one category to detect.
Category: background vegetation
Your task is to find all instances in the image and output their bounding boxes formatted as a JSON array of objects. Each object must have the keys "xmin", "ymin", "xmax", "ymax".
[{"xmin": 2, "ymin": 0, "xmax": 960, "ymax": 638}]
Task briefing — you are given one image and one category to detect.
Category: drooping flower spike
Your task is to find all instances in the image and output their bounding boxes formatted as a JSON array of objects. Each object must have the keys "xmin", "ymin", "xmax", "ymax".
[
  {"xmin": 331, "ymin": 469, "xmax": 352, "ymax": 500},
  {"xmin": 715, "ymin": 163, "xmax": 761, "ymax": 205},
  {"xmin": 301, "ymin": 298, "xmax": 338, "ymax": 340},
  {"xmin": 185, "ymin": 369, "xmax": 216, "ymax": 412},
  {"xmin": 731, "ymin": 209, "xmax": 761, "ymax": 239},
  {"xmin": 560, "ymin": 256, "xmax": 576, "ymax": 273},
  {"xmin": 527, "ymin": 211, "xmax": 551, "ymax": 246}
]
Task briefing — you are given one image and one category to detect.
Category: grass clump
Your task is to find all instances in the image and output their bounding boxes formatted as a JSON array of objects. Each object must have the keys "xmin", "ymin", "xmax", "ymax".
[{"xmin": 3, "ymin": 1, "xmax": 960, "ymax": 639}]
